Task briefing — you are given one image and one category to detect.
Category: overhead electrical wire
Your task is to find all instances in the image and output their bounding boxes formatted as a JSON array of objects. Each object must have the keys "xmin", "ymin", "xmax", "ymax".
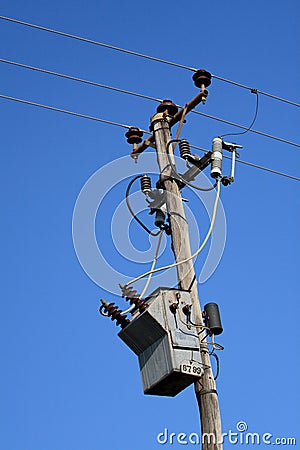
[
  {"xmin": 190, "ymin": 109, "xmax": 299, "ymax": 147},
  {"xmin": 0, "ymin": 93, "xmax": 148, "ymax": 132},
  {"xmin": 234, "ymin": 158, "xmax": 300, "ymax": 181},
  {"xmin": 1, "ymin": 58, "xmax": 299, "ymax": 148},
  {"xmin": 0, "ymin": 93, "xmax": 298, "ymax": 181},
  {"xmin": 221, "ymin": 91, "xmax": 259, "ymax": 138},
  {"xmin": 211, "ymin": 74, "xmax": 300, "ymax": 108},
  {"xmin": 0, "ymin": 15, "xmax": 197, "ymax": 72},
  {"xmin": 1, "ymin": 15, "xmax": 299, "ymax": 108},
  {"xmin": 0, "ymin": 58, "xmax": 162, "ymax": 104}
]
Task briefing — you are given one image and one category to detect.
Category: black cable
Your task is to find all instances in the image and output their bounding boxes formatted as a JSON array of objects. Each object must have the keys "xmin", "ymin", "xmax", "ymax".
[
  {"xmin": 178, "ymin": 327, "xmax": 199, "ymax": 338},
  {"xmin": 125, "ymin": 175, "xmax": 161, "ymax": 236},
  {"xmin": 186, "ymin": 312, "xmax": 207, "ymax": 336},
  {"xmin": 221, "ymin": 91, "xmax": 259, "ymax": 139},
  {"xmin": 209, "ymin": 349, "xmax": 220, "ymax": 380},
  {"xmin": 188, "ymin": 317, "xmax": 205, "ymax": 329},
  {"xmin": 166, "ymin": 140, "xmax": 217, "ymax": 192},
  {"xmin": 200, "ymin": 332, "xmax": 210, "ymax": 343},
  {"xmin": 187, "ymin": 274, "xmax": 196, "ymax": 292}
]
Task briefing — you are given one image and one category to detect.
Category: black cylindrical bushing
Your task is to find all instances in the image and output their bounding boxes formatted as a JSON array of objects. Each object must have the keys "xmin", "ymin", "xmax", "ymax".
[
  {"xmin": 154, "ymin": 209, "xmax": 165, "ymax": 228},
  {"xmin": 204, "ymin": 302, "xmax": 223, "ymax": 335},
  {"xmin": 156, "ymin": 99, "xmax": 178, "ymax": 116}
]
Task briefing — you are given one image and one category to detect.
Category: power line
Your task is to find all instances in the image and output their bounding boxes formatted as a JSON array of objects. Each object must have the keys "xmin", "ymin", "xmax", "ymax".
[
  {"xmin": 0, "ymin": 58, "xmax": 162, "ymax": 103},
  {"xmin": 236, "ymin": 157, "xmax": 300, "ymax": 182},
  {"xmin": 191, "ymin": 110, "xmax": 300, "ymax": 148},
  {"xmin": 211, "ymin": 74, "xmax": 300, "ymax": 108},
  {"xmin": 220, "ymin": 91, "xmax": 259, "ymax": 139},
  {"xmin": 0, "ymin": 92, "xmax": 298, "ymax": 182},
  {"xmin": 1, "ymin": 58, "xmax": 299, "ymax": 148},
  {"xmin": 0, "ymin": 93, "xmax": 149, "ymax": 132},
  {"xmin": 1, "ymin": 15, "xmax": 299, "ymax": 108},
  {"xmin": 0, "ymin": 15, "xmax": 194, "ymax": 72}
]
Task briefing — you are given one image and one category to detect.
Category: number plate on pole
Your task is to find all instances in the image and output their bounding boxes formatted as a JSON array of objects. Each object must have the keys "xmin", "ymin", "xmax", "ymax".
[{"xmin": 180, "ymin": 361, "xmax": 203, "ymax": 377}]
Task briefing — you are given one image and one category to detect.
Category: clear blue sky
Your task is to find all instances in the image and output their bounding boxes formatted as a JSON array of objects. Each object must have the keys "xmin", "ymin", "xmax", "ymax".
[{"xmin": 1, "ymin": 1, "xmax": 299, "ymax": 449}]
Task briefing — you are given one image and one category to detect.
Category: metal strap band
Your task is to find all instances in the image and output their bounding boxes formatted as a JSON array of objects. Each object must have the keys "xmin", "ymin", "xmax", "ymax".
[{"xmin": 199, "ymin": 389, "xmax": 218, "ymax": 396}]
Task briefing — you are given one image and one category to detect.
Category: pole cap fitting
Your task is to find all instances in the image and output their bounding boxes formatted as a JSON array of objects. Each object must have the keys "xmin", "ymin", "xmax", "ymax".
[
  {"xmin": 192, "ymin": 69, "xmax": 212, "ymax": 88},
  {"xmin": 156, "ymin": 99, "xmax": 178, "ymax": 116},
  {"xmin": 125, "ymin": 127, "xmax": 144, "ymax": 144}
]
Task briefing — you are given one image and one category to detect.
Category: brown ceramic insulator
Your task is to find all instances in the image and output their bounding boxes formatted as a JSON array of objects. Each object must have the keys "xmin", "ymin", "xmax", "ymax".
[
  {"xmin": 156, "ymin": 99, "xmax": 178, "ymax": 116},
  {"xmin": 120, "ymin": 284, "xmax": 138, "ymax": 299},
  {"xmin": 192, "ymin": 69, "xmax": 212, "ymax": 88},
  {"xmin": 125, "ymin": 127, "xmax": 144, "ymax": 144},
  {"xmin": 113, "ymin": 310, "xmax": 130, "ymax": 329},
  {"xmin": 125, "ymin": 296, "xmax": 147, "ymax": 313},
  {"xmin": 103, "ymin": 302, "xmax": 130, "ymax": 329}
]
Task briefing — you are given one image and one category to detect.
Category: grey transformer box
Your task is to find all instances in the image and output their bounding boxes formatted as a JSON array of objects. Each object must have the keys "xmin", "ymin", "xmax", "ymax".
[{"xmin": 118, "ymin": 287, "xmax": 205, "ymax": 397}]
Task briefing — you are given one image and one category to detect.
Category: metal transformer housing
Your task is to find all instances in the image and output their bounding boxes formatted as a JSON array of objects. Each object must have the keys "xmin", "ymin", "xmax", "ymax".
[{"xmin": 118, "ymin": 287, "xmax": 205, "ymax": 397}]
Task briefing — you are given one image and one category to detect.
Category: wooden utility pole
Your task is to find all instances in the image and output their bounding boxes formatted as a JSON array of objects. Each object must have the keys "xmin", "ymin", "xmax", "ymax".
[{"xmin": 151, "ymin": 111, "xmax": 223, "ymax": 450}]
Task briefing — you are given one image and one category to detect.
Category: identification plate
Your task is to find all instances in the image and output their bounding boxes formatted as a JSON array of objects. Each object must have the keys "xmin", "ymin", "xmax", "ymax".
[{"xmin": 180, "ymin": 360, "xmax": 203, "ymax": 377}]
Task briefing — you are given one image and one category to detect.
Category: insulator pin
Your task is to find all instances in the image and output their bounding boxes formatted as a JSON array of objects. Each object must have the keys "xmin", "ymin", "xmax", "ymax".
[
  {"xmin": 211, "ymin": 137, "xmax": 223, "ymax": 179},
  {"xmin": 140, "ymin": 174, "xmax": 152, "ymax": 195},
  {"xmin": 179, "ymin": 139, "xmax": 191, "ymax": 160},
  {"xmin": 204, "ymin": 303, "xmax": 223, "ymax": 336},
  {"xmin": 154, "ymin": 209, "xmax": 166, "ymax": 229},
  {"xmin": 125, "ymin": 127, "xmax": 144, "ymax": 145}
]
